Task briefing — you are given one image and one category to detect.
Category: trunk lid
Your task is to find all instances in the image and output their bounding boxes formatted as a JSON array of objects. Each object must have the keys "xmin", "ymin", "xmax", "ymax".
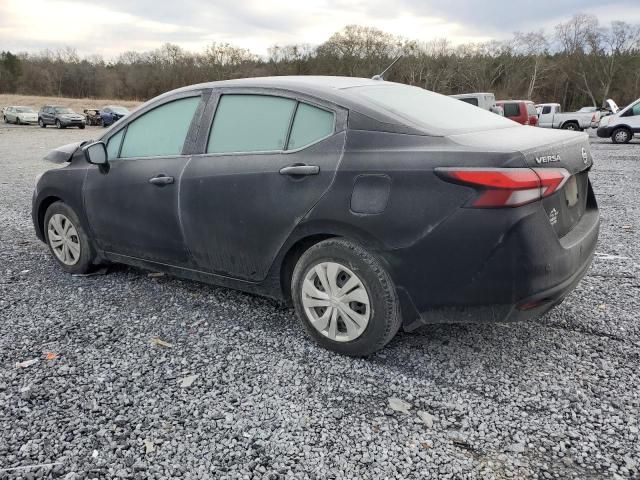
[{"xmin": 449, "ymin": 126, "xmax": 593, "ymax": 237}]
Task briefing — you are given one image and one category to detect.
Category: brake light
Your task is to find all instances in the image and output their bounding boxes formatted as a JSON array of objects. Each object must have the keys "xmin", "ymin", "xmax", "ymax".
[{"xmin": 435, "ymin": 167, "xmax": 570, "ymax": 208}]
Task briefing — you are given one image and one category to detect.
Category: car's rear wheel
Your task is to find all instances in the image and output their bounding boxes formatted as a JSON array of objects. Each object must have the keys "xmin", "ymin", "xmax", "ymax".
[
  {"xmin": 291, "ymin": 238, "xmax": 401, "ymax": 356},
  {"xmin": 3, "ymin": 116, "xmax": 7, "ymax": 123},
  {"xmin": 44, "ymin": 202, "xmax": 95, "ymax": 274},
  {"xmin": 611, "ymin": 127, "xmax": 632, "ymax": 144},
  {"xmin": 562, "ymin": 122, "xmax": 580, "ymax": 131},
  {"xmin": 38, "ymin": 118, "xmax": 46, "ymax": 128}
]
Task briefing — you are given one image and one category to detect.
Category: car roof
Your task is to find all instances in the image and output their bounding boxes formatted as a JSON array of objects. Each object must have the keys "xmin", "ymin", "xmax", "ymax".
[{"xmin": 146, "ymin": 76, "xmax": 435, "ymax": 134}]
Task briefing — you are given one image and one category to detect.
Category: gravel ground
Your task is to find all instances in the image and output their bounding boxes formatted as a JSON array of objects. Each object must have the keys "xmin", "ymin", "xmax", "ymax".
[{"xmin": 0, "ymin": 124, "xmax": 639, "ymax": 480}]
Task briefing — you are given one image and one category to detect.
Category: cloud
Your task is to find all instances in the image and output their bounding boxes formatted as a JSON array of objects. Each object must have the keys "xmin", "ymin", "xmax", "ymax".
[{"xmin": 0, "ymin": 0, "xmax": 638, "ymax": 58}]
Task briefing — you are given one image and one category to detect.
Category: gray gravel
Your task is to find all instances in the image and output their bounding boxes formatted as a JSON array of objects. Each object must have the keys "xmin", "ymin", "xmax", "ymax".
[{"xmin": 1, "ymin": 124, "xmax": 639, "ymax": 479}]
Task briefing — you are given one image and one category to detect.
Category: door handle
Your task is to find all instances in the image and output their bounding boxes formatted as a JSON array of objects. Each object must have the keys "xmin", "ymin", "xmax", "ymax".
[
  {"xmin": 148, "ymin": 175, "xmax": 174, "ymax": 186},
  {"xmin": 279, "ymin": 164, "xmax": 320, "ymax": 176}
]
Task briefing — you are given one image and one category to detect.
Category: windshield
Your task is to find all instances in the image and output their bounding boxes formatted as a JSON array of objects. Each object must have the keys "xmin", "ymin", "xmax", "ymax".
[
  {"xmin": 54, "ymin": 107, "xmax": 74, "ymax": 114},
  {"xmin": 349, "ymin": 83, "xmax": 516, "ymax": 133},
  {"xmin": 16, "ymin": 107, "xmax": 35, "ymax": 113}
]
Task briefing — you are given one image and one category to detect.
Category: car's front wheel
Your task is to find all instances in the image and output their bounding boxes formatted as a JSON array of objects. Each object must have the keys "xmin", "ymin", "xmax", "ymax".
[
  {"xmin": 55, "ymin": 119, "xmax": 63, "ymax": 129},
  {"xmin": 612, "ymin": 127, "xmax": 632, "ymax": 144},
  {"xmin": 291, "ymin": 238, "xmax": 401, "ymax": 356},
  {"xmin": 44, "ymin": 202, "xmax": 95, "ymax": 274}
]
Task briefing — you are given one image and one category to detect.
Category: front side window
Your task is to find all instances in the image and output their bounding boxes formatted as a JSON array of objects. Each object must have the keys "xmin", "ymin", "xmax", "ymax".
[
  {"xmin": 106, "ymin": 129, "xmax": 124, "ymax": 160},
  {"xmin": 287, "ymin": 103, "xmax": 335, "ymax": 150},
  {"xmin": 208, "ymin": 95, "xmax": 296, "ymax": 153},
  {"xmin": 119, "ymin": 96, "xmax": 200, "ymax": 158},
  {"xmin": 542, "ymin": 106, "xmax": 551, "ymax": 114}
]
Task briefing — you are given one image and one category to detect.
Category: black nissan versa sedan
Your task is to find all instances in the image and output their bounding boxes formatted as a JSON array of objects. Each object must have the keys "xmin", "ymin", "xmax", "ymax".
[{"xmin": 32, "ymin": 76, "xmax": 600, "ymax": 356}]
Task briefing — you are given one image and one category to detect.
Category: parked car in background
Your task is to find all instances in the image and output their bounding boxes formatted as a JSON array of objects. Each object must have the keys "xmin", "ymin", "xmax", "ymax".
[
  {"xmin": 496, "ymin": 100, "xmax": 538, "ymax": 126},
  {"xmin": 3, "ymin": 106, "xmax": 38, "ymax": 124},
  {"xmin": 33, "ymin": 76, "xmax": 599, "ymax": 356},
  {"xmin": 536, "ymin": 100, "xmax": 617, "ymax": 131},
  {"xmin": 450, "ymin": 93, "xmax": 504, "ymax": 115},
  {"xmin": 39, "ymin": 106, "xmax": 85, "ymax": 129},
  {"xmin": 597, "ymin": 97, "xmax": 640, "ymax": 143},
  {"xmin": 84, "ymin": 108, "xmax": 102, "ymax": 126},
  {"xmin": 100, "ymin": 105, "xmax": 130, "ymax": 127}
]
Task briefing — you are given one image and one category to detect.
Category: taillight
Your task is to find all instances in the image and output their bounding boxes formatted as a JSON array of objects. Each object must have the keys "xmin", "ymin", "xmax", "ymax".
[{"xmin": 435, "ymin": 167, "xmax": 570, "ymax": 208}]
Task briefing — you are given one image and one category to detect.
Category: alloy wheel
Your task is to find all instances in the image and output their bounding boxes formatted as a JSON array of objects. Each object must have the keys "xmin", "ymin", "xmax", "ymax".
[
  {"xmin": 47, "ymin": 214, "xmax": 81, "ymax": 266},
  {"xmin": 301, "ymin": 261, "xmax": 371, "ymax": 342}
]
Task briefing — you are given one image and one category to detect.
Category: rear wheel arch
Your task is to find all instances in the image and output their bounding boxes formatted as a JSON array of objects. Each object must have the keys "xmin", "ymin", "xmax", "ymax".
[{"xmin": 279, "ymin": 234, "xmax": 337, "ymax": 301}]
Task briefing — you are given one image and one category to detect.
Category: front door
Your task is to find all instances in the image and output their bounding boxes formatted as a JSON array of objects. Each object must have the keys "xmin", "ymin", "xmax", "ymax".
[
  {"xmin": 83, "ymin": 94, "xmax": 204, "ymax": 265},
  {"xmin": 180, "ymin": 92, "xmax": 346, "ymax": 281}
]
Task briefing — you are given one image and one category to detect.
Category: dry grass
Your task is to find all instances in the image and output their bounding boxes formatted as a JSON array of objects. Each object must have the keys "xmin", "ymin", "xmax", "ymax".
[{"xmin": 0, "ymin": 94, "xmax": 142, "ymax": 112}]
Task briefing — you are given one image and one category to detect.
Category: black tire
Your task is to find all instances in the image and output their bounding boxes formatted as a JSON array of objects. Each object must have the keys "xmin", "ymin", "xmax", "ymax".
[
  {"xmin": 39, "ymin": 118, "xmax": 46, "ymax": 128},
  {"xmin": 79, "ymin": 124, "xmax": 85, "ymax": 129},
  {"xmin": 44, "ymin": 202, "xmax": 95, "ymax": 274},
  {"xmin": 3, "ymin": 116, "xmax": 7, "ymax": 123},
  {"xmin": 611, "ymin": 127, "xmax": 632, "ymax": 144},
  {"xmin": 562, "ymin": 122, "xmax": 580, "ymax": 131},
  {"xmin": 55, "ymin": 119, "xmax": 63, "ymax": 129},
  {"xmin": 15, "ymin": 117, "xmax": 21, "ymax": 125},
  {"xmin": 291, "ymin": 238, "xmax": 401, "ymax": 356}
]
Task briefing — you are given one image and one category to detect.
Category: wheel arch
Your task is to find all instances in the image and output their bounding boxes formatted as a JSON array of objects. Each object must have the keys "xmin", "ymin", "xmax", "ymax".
[
  {"xmin": 36, "ymin": 195, "xmax": 64, "ymax": 241},
  {"xmin": 273, "ymin": 221, "xmax": 388, "ymax": 302}
]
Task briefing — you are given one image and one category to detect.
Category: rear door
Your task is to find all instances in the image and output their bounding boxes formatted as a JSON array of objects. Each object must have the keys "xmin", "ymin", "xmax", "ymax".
[{"xmin": 180, "ymin": 90, "xmax": 347, "ymax": 281}]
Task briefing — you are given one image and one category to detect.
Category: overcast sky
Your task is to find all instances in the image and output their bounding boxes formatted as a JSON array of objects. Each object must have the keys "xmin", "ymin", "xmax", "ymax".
[{"xmin": 1, "ymin": 0, "xmax": 639, "ymax": 58}]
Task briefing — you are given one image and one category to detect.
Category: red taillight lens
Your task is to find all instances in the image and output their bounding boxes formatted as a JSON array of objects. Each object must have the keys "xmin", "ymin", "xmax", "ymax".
[{"xmin": 435, "ymin": 167, "xmax": 570, "ymax": 208}]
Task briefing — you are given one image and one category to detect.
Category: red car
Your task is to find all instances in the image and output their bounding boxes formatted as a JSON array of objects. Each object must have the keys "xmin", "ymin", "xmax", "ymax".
[{"xmin": 497, "ymin": 100, "xmax": 538, "ymax": 126}]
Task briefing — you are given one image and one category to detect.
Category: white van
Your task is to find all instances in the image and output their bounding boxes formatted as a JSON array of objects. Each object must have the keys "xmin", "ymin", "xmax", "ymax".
[{"xmin": 597, "ymin": 98, "xmax": 640, "ymax": 143}]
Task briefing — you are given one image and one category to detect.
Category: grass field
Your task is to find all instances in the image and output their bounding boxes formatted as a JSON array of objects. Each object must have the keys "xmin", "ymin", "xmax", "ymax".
[{"xmin": 0, "ymin": 94, "xmax": 143, "ymax": 113}]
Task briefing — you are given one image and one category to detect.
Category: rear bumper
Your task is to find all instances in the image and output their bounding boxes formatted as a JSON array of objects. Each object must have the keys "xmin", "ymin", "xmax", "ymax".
[
  {"xmin": 388, "ymin": 190, "xmax": 600, "ymax": 330},
  {"xmin": 60, "ymin": 120, "xmax": 84, "ymax": 127}
]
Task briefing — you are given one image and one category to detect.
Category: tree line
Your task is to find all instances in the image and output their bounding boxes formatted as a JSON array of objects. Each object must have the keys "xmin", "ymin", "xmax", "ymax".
[{"xmin": 1, "ymin": 14, "xmax": 639, "ymax": 110}]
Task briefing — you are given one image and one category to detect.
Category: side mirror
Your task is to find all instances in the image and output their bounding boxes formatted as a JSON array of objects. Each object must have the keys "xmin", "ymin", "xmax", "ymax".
[{"xmin": 83, "ymin": 141, "xmax": 108, "ymax": 165}]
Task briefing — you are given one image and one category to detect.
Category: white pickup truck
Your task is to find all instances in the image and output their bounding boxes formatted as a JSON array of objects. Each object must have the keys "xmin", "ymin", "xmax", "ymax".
[{"xmin": 536, "ymin": 100, "xmax": 618, "ymax": 131}]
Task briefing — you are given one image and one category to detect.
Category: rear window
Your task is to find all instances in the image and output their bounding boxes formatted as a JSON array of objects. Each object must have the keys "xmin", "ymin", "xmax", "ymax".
[
  {"xmin": 459, "ymin": 98, "xmax": 479, "ymax": 106},
  {"xmin": 526, "ymin": 103, "xmax": 537, "ymax": 116},
  {"xmin": 502, "ymin": 103, "xmax": 521, "ymax": 117},
  {"xmin": 350, "ymin": 83, "xmax": 515, "ymax": 133}
]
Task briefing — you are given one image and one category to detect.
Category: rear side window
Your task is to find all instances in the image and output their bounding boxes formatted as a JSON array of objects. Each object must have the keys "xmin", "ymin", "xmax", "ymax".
[
  {"xmin": 208, "ymin": 95, "xmax": 296, "ymax": 153},
  {"xmin": 287, "ymin": 103, "xmax": 334, "ymax": 150},
  {"xmin": 503, "ymin": 103, "xmax": 521, "ymax": 117},
  {"xmin": 119, "ymin": 96, "xmax": 200, "ymax": 158}
]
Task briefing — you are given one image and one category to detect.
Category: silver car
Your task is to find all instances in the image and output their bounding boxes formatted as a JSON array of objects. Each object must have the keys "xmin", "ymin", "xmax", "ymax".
[{"xmin": 3, "ymin": 106, "xmax": 38, "ymax": 124}]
